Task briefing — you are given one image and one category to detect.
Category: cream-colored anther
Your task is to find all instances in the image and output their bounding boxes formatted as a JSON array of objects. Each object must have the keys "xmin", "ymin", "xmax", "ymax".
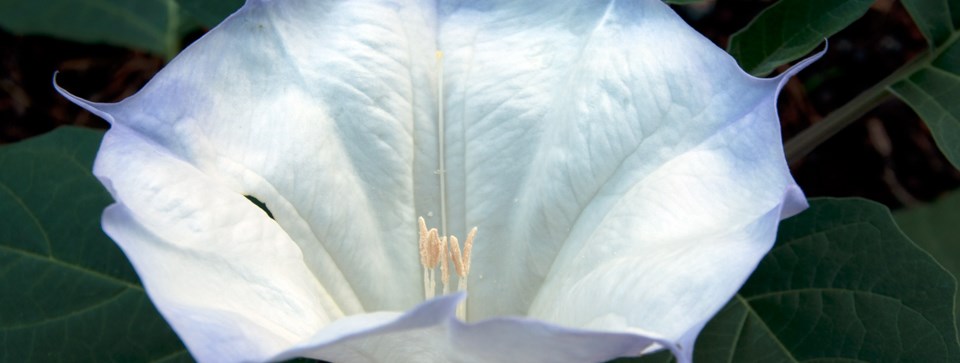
[
  {"xmin": 430, "ymin": 229, "xmax": 441, "ymax": 298},
  {"xmin": 418, "ymin": 217, "xmax": 429, "ymax": 264},
  {"xmin": 416, "ymin": 216, "xmax": 478, "ymax": 320},
  {"xmin": 419, "ymin": 221, "xmax": 442, "ymax": 300},
  {"xmin": 449, "ymin": 236, "xmax": 465, "ymax": 277},
  {"xmin": 418, "ymin": 217, "xmax": 431, "ymax": 299},
  {"xmin": 439, "ymin": 236, "xmax": 450, "ymax": 295},
  {"xmin": 448, "ymin": 232, "xmax": 475, "ymax": 320},
  {"xmin": 463, "ymin": 227, "xmax": 476, "ymax": 275}
]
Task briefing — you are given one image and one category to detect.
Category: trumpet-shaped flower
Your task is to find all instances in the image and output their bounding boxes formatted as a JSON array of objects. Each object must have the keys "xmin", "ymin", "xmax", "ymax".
[{"xmin": 57, "ymin": 0, "xmax": 814, "ymax": 362}]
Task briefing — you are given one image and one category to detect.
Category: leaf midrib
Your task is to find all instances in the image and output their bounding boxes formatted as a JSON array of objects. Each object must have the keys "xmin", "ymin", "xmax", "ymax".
[
  {"xmin": 1, "ymin": 288, "xmax": 132, "ymax": 330},
  {"xmin": 0, "ymin": 244, "xmax": 141, "ymax": 291},
  {"xmin": 0, "ymin": 181, "xmax": 52, "ymax": 256},
  {"xmin": 734, "ymin": 294, "xmax": 800, "ymax": 363}
]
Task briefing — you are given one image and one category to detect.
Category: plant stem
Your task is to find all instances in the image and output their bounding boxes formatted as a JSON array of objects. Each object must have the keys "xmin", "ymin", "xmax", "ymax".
[
  {"xmin": 784, "ymin": 85, "xmax": 892, "ymax": 163},
  {"xmin": 164, "ymin": 0, "xmax": 181, "ymax": 61},
  {"xmin": 784, "ymin": 51, "xmax": 932, "ymax": 163}
]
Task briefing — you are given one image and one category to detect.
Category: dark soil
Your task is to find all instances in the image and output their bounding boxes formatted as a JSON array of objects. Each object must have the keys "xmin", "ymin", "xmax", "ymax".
[{"xmin": 2, "ymin": 0, "xmax": 958, "ymax": 210}]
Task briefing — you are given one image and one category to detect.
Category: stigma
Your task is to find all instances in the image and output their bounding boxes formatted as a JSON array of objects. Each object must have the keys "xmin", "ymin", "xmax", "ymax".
[{"xmin": 418, "ymin": 216, "xmax": 477, "ymax": 320}]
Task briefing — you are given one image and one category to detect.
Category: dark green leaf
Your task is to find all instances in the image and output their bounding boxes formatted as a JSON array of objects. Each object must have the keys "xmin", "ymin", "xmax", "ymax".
[
  {"xmin": 887, "ymin": 0, "xmax": 960, "ymax": 169},
  {"xmin": 900, "ymin": 0, "xmax": 960, "ymax": 48},
  {"xmin": 0, "ymin": 127, "xmax": 190, "ymax": 362},
  {"xmin": 894, "ymin": 190, "xmax": 960, "ymax": 280},
  {"xmin": 894, "ymin": 189, "xmax": 960, "ymax": 319},
  {"xmin": 625, "ymin": 198, "xmax": 960, "ymax": 363},
  {"xmin": 0, "ymin": 0, "xmax": 191, "ymax": 58},
  {"xmin": 727, "ymin": 0, "xmax": 873, "ymax": 76},
  {"xmin": 177, "ymin": 0, "xmax": 244, "ymax": 29},
  {"xmin": 889, "ymin": 47, "xmax": 960, "ymax": 169}
]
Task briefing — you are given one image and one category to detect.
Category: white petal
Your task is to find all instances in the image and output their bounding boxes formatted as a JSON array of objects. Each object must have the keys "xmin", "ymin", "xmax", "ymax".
[
  {"xmin": 273, "ymin": 294, "xmax": 672, "ymax": 363},
  {"xmin": 436, "ymin": 0, "xmax": 811, "ymax": 350},
  {"xmin": 58, "ymin": 0, "xmax": 444, "ymax": 359},
  {"xmin": 93, "ymin": 126, "xmax": 337, "ymax": 361},
  {"xmin": 64, "ymin": 0, "xmax": 441, "ymax": 312},
  {"xmin": 57, "ymin": 0, "xmax": 815, "ymax": 360}
]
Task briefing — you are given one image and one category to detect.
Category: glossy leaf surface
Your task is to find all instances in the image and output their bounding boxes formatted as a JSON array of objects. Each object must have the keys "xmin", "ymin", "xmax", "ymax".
[
  {"xmin": 0, "ymin": 127, "xmax": 188, "ymax": 362},
  {"xmin": 727, "ymin": 0, "xmax": 872, "ymax": 76}
]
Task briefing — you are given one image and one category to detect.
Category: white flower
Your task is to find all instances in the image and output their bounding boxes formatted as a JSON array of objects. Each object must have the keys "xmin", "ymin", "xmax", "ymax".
[{"xmin": 58, "ymin": 0, "xmax": 813, "ymax": 362}]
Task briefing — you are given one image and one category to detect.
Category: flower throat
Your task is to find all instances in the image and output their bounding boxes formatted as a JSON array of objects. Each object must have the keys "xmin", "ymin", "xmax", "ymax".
[{"xmin": 419, "ymin": 51, "xmax": 477, "ymax": 321}]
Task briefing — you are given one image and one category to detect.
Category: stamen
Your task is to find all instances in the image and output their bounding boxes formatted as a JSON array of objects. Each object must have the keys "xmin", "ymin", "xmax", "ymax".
[
  {"xmin": 418, "ymin": 217, "xmax": 430, "ymax": 300},
  {"xmin": 415, "ymin": 216, "xmax": 478, "ymax": 320},
  {"xmin": 449, "ymin": 235, "xmax": 464, "ymax": 277},
  {"xmin": 419, "ymin": 222, "xmax": 442, "ymax": 300},
  {"xmin": 440, "ymin": 236, "xmax": 450, "ymax": 295},
  {"xmin": 463, "ymin": 227, "xmax": 476, "ymax": 276},
  {"xmin": 426, "ymin": 228, "xmax": 440, "ymax": 267},
  {"xmin": 427, "ymin": 229, "xmax": 440, "ymax": 299},
  {"xmin": 449, "ymin": 235, "xmax": 467, "ymax": 320},
  {"xmin": 418, "ymin": 217, "xmax": 429, "ymax": 263}
]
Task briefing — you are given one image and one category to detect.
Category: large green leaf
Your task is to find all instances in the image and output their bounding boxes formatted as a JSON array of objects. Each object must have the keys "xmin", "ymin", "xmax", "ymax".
[
  {"xmin": 624, "ymin": 198, "xmax": 960, "ymax": 362},
  {"xmin": 900, "ymin": 0, "xmax": 959, "ymax": 49},
  {"xmin": 0, "ymin": 0, "xmax": 189, "ymax": 58},
  {"xmin": 726, "ymin": 0, "xmax": 873, "ymax": 76},
  {"xmin": 889, "ymin": 0, "xmax": 960, "ymax": 169},
  {"xmin": 178, "ymin": 0, "xmax": 244, "ymax": 29},
  {"xmin": 0, "ymin": 127, "xmax": 190, "ymax": 362},
  {"xmin": 895, "ymin": 190, "xmax": 960, "ymax": 279},
  {"xmin": 895, "ymin": 189, "xmax": 960, "ymax": 318}
]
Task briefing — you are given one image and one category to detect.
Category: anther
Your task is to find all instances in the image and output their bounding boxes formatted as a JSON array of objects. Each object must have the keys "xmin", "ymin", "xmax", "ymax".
[
  {"xmin": 418, "ymin": 217, "xmax": 429, "ymax": 264},
  {"xmin": 463, "ymin": 227, "xmax": 476, "ymax": 276},
  {"xmin": 416, "ymin": 216, "xmax": 478, "ymax": 320},
  {"xmin": 440, "ymin": 236, "xmax": 450, "ymax": 295},
  {"xmin": 449, "ymin": 235, "xmax": 465, "ymax": 277}
]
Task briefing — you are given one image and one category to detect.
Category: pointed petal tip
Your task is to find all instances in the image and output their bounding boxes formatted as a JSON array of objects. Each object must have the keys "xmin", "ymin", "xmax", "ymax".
[
  {"xmin": 780, "ymin": 183, "xmax": 808, "ymax": 219},
  {"xmin": 773, "ymin": 39, "xmax": 828, "ymax": 91},
  {"xmin": 52, "ymin": 71, "xmax": 117, "ymax": 124}
]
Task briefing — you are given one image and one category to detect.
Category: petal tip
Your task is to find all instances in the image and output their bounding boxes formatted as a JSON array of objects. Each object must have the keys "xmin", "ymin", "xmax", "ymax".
[
  {"xmin": 773, "ymin": 39, "xmax": 828, "ymax": 91},
  {"xmin": 780, "ymin": 183, "xmax": 809, "ymax": 219},
  {"xmin": 52, "ymin": 71, "xmax": 117, "ymax": 124}
]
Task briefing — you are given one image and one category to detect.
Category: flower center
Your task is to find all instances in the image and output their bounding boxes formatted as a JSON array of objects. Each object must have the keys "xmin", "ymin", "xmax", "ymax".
[{"xmin": 418, "ymin": 216, "xmax": 477, "ymax": 320}]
